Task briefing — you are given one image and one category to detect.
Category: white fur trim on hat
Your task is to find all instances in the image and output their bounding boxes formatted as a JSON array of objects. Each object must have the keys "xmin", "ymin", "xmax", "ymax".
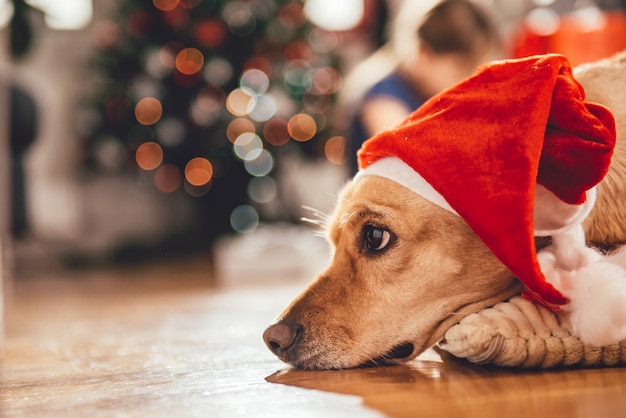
[
  {"xmin": 355, "ymin": 157, "xmax": 458, "ymax": 215},
  {"xmin": 534, "ymin": 185, "xmax": 596, "ymax": 236}
]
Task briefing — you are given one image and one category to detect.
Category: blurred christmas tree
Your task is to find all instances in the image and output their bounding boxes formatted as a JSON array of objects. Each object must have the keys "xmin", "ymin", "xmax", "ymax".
[{"xmin": 81, "ymin": 0, "xmax": 344, "ymax": 257}]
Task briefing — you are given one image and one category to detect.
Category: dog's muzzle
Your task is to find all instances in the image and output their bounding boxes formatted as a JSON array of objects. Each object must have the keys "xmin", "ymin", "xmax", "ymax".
[{"xmin": 264, "ymin": 320, "xmax": 416, "ymax": 369}]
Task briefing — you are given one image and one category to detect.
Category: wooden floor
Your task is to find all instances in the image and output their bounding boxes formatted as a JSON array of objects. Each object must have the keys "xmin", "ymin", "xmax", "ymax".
[{"xmin": 2, "ymin": 254, "xmax": 626, "ymax": 418}]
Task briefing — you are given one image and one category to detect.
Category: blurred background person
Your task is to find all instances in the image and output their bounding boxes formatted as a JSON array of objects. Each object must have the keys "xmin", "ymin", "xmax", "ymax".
[{"xmin": 343, "ymin": 0, "xmax": 503, "ymax": 173}]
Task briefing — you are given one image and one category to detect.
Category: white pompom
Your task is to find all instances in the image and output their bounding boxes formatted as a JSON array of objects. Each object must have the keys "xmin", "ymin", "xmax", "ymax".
[
  {"xmin": 564, "ymin": 260, "xmax": 626, "ymax": 347},
  {"xmin": 538, "ymin": 225, "xmax": 626, "ymax": 347}
]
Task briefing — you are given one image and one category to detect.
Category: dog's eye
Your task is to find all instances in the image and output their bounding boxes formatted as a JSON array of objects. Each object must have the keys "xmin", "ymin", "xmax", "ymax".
[{"xmin": 364, "ymin": 225, "xmax": 391, "ymax": 251}]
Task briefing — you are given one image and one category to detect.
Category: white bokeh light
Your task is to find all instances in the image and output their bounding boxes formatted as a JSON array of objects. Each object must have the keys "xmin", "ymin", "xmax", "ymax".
[
  {"xmin": 304, "ymin": 0, "xmax": 363, "ymax": 31},
  {"xmin": 26, "ymin": 0, "xmax": 93, "ymax": 30},
  {"xmin": 234, "ymin": 132, "xmax": 263, "ymax": 161}
]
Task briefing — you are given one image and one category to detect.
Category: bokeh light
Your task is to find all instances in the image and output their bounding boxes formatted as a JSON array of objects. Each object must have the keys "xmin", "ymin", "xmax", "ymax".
[
  {"xmin": 244, "ymin": 149, "xmax": 274, "ymax": 177},
  {"xmin": 93, "ymin": 20, "xmax": 121, "ymax": 50},
  {"xmin": 130, "ymin": 76, "xmax": 160, "ymax": 102},
  {"xmin": 287, "ymin": 113, "xmax": 316, "ymax": 142},
  {"xmin": 153, "ymin": 0, "xmax": 179, "ymax": 12},
  {"xmin": 135, "ymin": 141, "xmax": 164, "ymax": 170},
  {"xmin": 175, "ymin": 47, "xmax": 205, "ymax": 75},
  {"xmin": 572, "ymin": 5, "xmax": 606, "ymax": 32},
  {"xmin": 145, "ymin": 48, "xmax": 172, "ymax": 79},
  {"xmin": 156, "ymin": 117, "xmax": 186, "ymax": 147},
  {"xmin": 30, "ymin": 0, "xmax": 93, "ymax": 30},
  {"xmin": 184, "ymin": 157, "xmax": 213, "ymax": 186},
  {"xmin": 223, "ymin": 1, "xmax": 256, "ymax": 36},
  {"xmin": 230, "ymin": 204, "xmax": 259, "ymax": 233},
  {"xmin": 277, "ymin": 2, "xmax": 307, "ymax": 29},
  {"xmin": 243, "ymin": 56, "xmax": 272, "ymax": 76},
  {"xmin": 304, "ymin": 0, "xmax": 364, "ymax": 31},
  {"xmin": 307, "ymin": 27, "xmax": 339, "ymax": 54},
  {"xmin": 283, "ymin": 61, "xmax": 312, "ymax": 95},
  {"xmin": 95, "ymin": 137, "xmax": 126, "ymax": 172},
  {"xmin": 312, "ymin": 67, "xmax": 342, "ymax": 94},
  {"xmin": 135, "ymin": 97, "xmax": 163, "ymax": 125},
  {"xmin": 526, "ymin": 7, "xmax": 560, "ymax": 36},
  {"xmin": 227, "ymin": 118, "xmax": 256, "ymax": 143},
  {"xmin": 159, "ymin": 42, "xmax": 183, "ymax": 68},
  {"xmin": 159, "ymin": 6, "xmax": 187, "ymax": 28},
  {"xmin": 234, "ymin": 132, "xmax": 263, "ymax": 161},
  {"xmin": 190, "ymin": 102, "xmax": 220, "ymax": 127},
  {"xmin": 249, "ymin": 95, "xmax": 277, "ymax": 122},
  {"xmin": 324, "ymin": 135, "xmax": 345, "ymax": 165},
  {"xmin": 197, "ymin": 85, "xmax": 226, "ymax": 113},
  {"xmin": 240, "ymin": 69, "xmax": 270, "ymax": 95},
  {"xmin": 303, "ymin": 90, "xmax": 332, "ymax": 112},
  {"xmin": 195, "ymin": 19, "xmax": 227, "ymax": 48},
  {"xmin": 284, "ymin": 41, "xmax": 313, "ymax": 63},
  {"xmin": 154, "ymin": 164, "xmax": 182, "ymax": 193},
  {"xmin": 262, "ymin": 118, "xmax": 290, "ymax": 146},
  {"xmin": 247, "ymin": 176, "xmax": 277, "ymax": 204},
  {"xmin": 204, "ymin": 58, "xmax": 233, "ymax": 85},
  {"xmin": 226, "ymin": 88, "xmax": 256, "ymax": 116}
]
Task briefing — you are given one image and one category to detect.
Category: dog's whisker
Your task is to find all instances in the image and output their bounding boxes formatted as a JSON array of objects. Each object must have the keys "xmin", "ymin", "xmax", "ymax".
[
  {"xmin": 301, "ymin": 205, "xmax": 329, "ymax": 221},
  {"xmin": 301, "ymin": 205, "xmax": 331, "ymax": 238},
  {"xmin": 300, "ymin": 216, "xmax": 325, "ymax": 227},
  {"xmin": 310, "ymin": 229, "xmax": 328, "ymax": 239}
]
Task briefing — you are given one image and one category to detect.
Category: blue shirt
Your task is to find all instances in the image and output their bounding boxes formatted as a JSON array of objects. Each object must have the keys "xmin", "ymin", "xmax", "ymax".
[{"xmin": 349, "ymin": 72, "xmax": 427, "ymax": 173}]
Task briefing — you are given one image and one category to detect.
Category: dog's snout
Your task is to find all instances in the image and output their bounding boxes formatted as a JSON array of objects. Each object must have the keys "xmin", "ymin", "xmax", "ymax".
[{"xmin": 263, "ymin": 322, "xmax": 302, "ymax": 354}]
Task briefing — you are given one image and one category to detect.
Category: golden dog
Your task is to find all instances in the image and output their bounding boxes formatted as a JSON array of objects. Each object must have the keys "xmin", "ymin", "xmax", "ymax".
[{"xmin": 263, "ymin": 52, "xmax": 626, "ymax": 370}]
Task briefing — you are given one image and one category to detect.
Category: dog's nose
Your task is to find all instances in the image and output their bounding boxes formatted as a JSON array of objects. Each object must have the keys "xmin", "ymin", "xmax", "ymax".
[{"xmin": 263, "ymin": 322, "xmax": 302, "ymax": 354}]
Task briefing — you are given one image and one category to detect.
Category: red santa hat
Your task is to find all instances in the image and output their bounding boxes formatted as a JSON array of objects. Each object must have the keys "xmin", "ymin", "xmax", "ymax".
[{"xmin": 356, "ymin": 54, "xmax": 626, "ymax": 347}]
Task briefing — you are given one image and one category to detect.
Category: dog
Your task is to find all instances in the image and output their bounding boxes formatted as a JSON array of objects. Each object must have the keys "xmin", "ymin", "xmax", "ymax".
[{"xmin": 263, "ymin": 52, "xmax": 626, "ymax": 370}]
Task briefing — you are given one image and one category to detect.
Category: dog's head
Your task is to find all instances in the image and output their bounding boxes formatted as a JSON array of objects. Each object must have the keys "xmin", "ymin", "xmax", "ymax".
[{"xmin": 263, "ymin": 175, "xmax": 523, "ymax": 369}]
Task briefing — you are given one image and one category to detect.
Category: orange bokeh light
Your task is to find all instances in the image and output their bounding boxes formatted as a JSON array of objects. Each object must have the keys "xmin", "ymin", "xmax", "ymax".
[
  {"xmin": 226, "ymin": 88, "xmax": 255, "ymax": 116},
  {"xmin": 175, "ymin": 48, "xmax": 204, "ymax": 75},
  {"xmin": 324, "ymin": 136, "xmax": 345, "ymax": 165},
  {"xmin": 185, "ymin": 157, "xmax": 214, "ymax": 186},
  {"xmin": 287, "ymin": 113, "xmax": 316, "ymax": 142},
  {"xmin": 153, "ymin": 0, "xmax": 179, "ymax": 12},
  {"xmin": 135, "ymin": 141, "xmax": 164, "ymax": 171},
  {"xmin": 135, "ymin": 97, "xmax": 163, "ymax": 125},
  {"xmin": 227, "ymin": 118, "xmax": 256, "ymax": 143}
]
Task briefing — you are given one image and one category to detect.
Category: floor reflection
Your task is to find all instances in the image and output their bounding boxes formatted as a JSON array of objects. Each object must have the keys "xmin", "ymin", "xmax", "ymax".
[{"xmin": 266, "ymin": 350, "xmax": 626, "ymax": 418}]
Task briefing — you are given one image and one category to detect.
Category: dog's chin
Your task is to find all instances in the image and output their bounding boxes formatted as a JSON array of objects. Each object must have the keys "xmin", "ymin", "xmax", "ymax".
[
  {"xmin": 282, "ymin": 342, "xmax": 417, "ymax": 370},
  {"xmin": 360, "ymin": 342, "xmax": 416, "ymax": 368}
]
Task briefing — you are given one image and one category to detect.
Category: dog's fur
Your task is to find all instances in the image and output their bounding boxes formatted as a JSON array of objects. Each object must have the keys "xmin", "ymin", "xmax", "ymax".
[{"xmin": 264, "ymin": 52, "xmax": 626, "ymax": 370}]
